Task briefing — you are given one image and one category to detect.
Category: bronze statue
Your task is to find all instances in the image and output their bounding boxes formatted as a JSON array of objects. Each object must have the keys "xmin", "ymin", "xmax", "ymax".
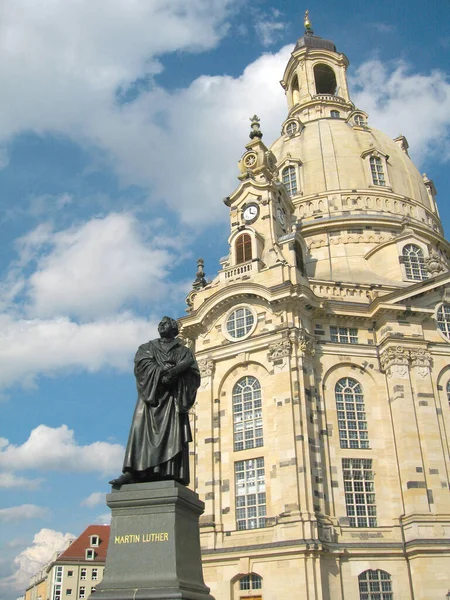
[{"xmin": 110, "ymin": 316, "xmax": 200, "ymax": 487}]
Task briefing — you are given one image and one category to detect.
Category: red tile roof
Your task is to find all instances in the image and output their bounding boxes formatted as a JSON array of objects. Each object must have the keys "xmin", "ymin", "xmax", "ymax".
[{"xmin": 57, "ymin": 525, "xmax": 110, "ymax": 563}]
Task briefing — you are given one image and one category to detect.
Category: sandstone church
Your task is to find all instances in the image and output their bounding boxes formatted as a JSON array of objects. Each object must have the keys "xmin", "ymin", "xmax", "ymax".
[{"xmin": 180, "ymin": 16, "xmax": 450, "ymax": 600}]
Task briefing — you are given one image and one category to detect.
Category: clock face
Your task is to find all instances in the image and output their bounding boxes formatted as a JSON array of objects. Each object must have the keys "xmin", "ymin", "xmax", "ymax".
[
  {"xmin": 277, "ymin": 207, "xmax": 286, "ymax": 226},
  {"xmin": 243, "ymin": 204, "xmax": 259, "ymax": 222}
]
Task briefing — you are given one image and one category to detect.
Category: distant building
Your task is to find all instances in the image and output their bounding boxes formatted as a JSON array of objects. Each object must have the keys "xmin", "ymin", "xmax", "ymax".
[{"xmin": 24, "ymin": 526, "xmax": 109, "ymax": 600}]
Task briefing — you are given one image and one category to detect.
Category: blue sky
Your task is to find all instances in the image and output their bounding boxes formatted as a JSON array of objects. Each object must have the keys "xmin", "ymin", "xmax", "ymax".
[{"xmin": 0, "ymin": 0, "xmax": 449, "ymax": 597}]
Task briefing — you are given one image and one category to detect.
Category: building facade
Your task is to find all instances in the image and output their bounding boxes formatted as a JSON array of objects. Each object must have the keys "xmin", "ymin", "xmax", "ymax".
[
  {"xmin": 24, "ymin": 526, "xmax": 109, "ymax": 600},
  {"xmin": 180, "ymin": 20, "xmax": 450, "ymax": 600}
]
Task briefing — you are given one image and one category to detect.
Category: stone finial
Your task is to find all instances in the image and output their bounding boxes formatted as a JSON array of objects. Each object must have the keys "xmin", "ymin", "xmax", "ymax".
[
  {"xmin": 249, "ymin": 115, "xmax": 263, "ymax": 139},
  {"xmin": 192, "ymin": 258, "xmax": 207, "ymax": 290},
  {"xmin": 304, "ymin": 10, "xmax": 314, "ymax": 34}
]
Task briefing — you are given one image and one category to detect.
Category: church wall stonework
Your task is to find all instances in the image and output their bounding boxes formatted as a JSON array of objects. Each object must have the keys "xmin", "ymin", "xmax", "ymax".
[{"xmin": 181, "ymin": 21, "xmax": 450, "ymax": 600}]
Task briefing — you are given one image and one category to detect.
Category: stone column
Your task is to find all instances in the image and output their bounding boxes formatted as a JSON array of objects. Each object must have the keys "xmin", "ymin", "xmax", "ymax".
[{"xmin": 380, "ymin": 346, "xmax": 429, "ymax": 516}]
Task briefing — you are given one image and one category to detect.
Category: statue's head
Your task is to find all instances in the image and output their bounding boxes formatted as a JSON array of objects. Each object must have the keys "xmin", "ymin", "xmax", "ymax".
[{"xmin": 158, "ymin": 316, "xmax": 179, "ymax": 338}]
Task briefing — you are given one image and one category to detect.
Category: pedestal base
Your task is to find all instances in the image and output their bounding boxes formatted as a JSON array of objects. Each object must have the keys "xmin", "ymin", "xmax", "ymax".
[{"xmin": 93, "ymin": 481, "xmax": 214, "ymax": 600}]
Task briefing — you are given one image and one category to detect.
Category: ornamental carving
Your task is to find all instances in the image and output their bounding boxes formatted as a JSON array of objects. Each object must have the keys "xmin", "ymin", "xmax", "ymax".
[
  {"xmin": 268, "ymin": 340, "xmax": 291, "ymax": 362},
  {"xmin": 409, "ymin": 349, "xmax": 432, "ymax": 369},
  {"xmin": 298, "ymin": 334, "xmax": 316, "ymax": 356},
  {"xmin": 198, "ymin": 358, "xmax": 215, "ymax": 378},
  {"xmin": 425, "ymin": 251, "xmax": 447, "ymax": 276},
  {"xmin": 379, "ymin": 346, "xmax": 410, "ymax": 372}
]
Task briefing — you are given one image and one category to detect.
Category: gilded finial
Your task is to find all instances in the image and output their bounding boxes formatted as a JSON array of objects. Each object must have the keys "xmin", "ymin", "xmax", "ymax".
[
  {"xmin": 304, "ymin": 10, "xmax": 313, "ymax": 34},
  {"xmin": 249, "ymin": 115, "xmax": 263, "ymax": 140}
]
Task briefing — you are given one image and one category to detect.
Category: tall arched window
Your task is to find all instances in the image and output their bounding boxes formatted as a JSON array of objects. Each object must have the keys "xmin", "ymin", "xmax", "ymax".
[
  {"xmin": 233, "ymin": 376, "xmax": 263, "ymax": 451},
  {"xmin": 335, "ymin": 378, "xmax": 369, "ymax": 449},
  {"xmin": 282, "ymin": 165, "xmax": 298, "ymax": 197},
  {"xmin": 402, "ymin": 244, "xmax": 427, "ymax": 280},
  {"xmin": 235, "ymin": 233, "xmax": 252, "ymax": 264},
  {"xmin": 313, "ymin": 64, "xmax": 337, "ymax": 95},
  {"xmin": 358, "ymin": 570, "xmax": 393, "ymax": 600},
  {"xmin": 369, "ymin": 156, "xmax": 386, "ymax": 186}
]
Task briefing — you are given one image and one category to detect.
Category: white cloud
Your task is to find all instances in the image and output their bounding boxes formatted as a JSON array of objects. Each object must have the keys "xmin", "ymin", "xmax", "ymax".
[
  {"xmin": 95, "ymin": 513, "xmax": 112, "ymax": 525},
  {"xmin": 0, "ymin": 425, "xmax": 124, "ymax": 475},
  {"xmin": 0, "ymin": 473, "xmax": 43, "ymax": 490},
  {"xmin": 20, "ymin": 212, "xmax": 182, "ymax": 319},
  {"xmin": 0, "ymin": 529, "xmax": 74, "ymax": 594},
  {"xmin": 254, "ymin": 11, "xmax": 286, "ymax": 47},
  {"xmin": 0, "ymin": 312, "xmax": 156, "ymax": 389},
  {"xmin": 81, "ymin": 492, "xmax": 106, "ymax": 508},
  {"xmin": 351, "ymin": 60, "xmax": 450, "ymax": 165},
  {"xmin": 0, "ymin": 505, "xmax": 47, "ymax": 522}
]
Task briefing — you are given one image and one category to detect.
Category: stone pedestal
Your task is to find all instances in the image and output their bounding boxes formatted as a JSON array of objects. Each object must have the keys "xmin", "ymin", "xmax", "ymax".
[{"xmin": 93, "ymin": 481, "xmax": 214, "ymax": 600}]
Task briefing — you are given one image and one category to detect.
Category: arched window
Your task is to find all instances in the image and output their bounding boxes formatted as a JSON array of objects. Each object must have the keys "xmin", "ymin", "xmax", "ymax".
[
  {"xmin": 282, "ymin": 165, "xmax": 298, "ymax": 197},
  {"xmin": 330, "ymin": 110, "xmax": 340, "ymax": 118},
  {"xmin": 313, "ymin": 64, "xmax": 337, "ymax": 95},
  {"xmin": 358, "ymin": 570, "xmax": 393, "ymax": 600},
  {"xmin": 233, "ymin": 376, "xmax": 263, "ymax": 451},
  {"xmin": 291, "ymin": 74, "xmax": 300, "ymax": 105},
  {"xmin": 436, "ymin": 303, "xmax": 450, "ymax": 339},
  {"xmin": 402, "ymin": 244, "xmax": 427, "ymax": 280},
  {"xmin": 236, "ymin": 233, "xmax": 252, "ymax": 264},
  {"xmin": 239, "ymin": 574, "xmax": 262, "ymax": 591},
  {"xmin": 354, "ymin": 114, "xmax": 365, "ymax": 126},
  {"xmin": 369, "ymin": 156, "xmax": 386, "ymax": 186},
  {"xmin": 447, "ymin": 380, "xmax": 450, "ymax": 406},
  {"xmin": 335, "ymin": 378, "xmax": 369, "ymax": 449}
]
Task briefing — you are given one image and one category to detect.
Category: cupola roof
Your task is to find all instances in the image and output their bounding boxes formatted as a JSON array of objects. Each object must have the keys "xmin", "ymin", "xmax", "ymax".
[{"xmin": 294, "ymin": 33, "xmax": 336, "ymax": 53}]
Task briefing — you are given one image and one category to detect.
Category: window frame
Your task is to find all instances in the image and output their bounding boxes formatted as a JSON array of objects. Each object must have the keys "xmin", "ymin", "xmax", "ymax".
[
  {"xmin": 342, "ymin": 458, "xmax": 377, "ymax": 528},
  {"xmin": 401, "ymin": 244, "xmax": 428, "ymax": 281},
  {"xmin": 330, "ymin": 110, "xmax": 340, "ymax": 119},
  {"xmin": 239, "ymin": 574, "xmax": 262, "ymax": 591},
  {"xmin": 223, "ymin": 306, "xmax": 257, "ymax": 342},
  {"xmin": 435, "ymin": 302, "xmax": 450, "ymax": 341},
  {"xmin": 80, "ymin": 569, "xmax": 87, "ymax": 581},
  {"xmin": 235, "ymin": 232, "xmax": 252, "ymax": 265},
  {"xmin": 282, "ymin": 165, "xmax": 298, "ymax": 197},
  {"xmin": 330, "ymin": 326, "xmax": 358, "ymax": 344},
  {"xmin": 235, "ymin": 458, "xmax": 266, "ymax": 531},
  {"xmin": 358, "ymin": 569, "xmax": 393, "ymax": 600},
  {"xmin": 233, "ymin": 376, "xmax": 263, "ymax": 452},
  {"xmin": 361, "ymin": 149, "xmax": 391, "ymax": 189},
  {"xmin": 335, "ymin": 378, "xmax": 369, "ymax": 450}
]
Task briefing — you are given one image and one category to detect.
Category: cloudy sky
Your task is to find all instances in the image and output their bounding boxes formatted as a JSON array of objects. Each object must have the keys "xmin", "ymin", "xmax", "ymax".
[{"xmin": 1, "ymin": 0, "xmax": 449, "ymax": 597}]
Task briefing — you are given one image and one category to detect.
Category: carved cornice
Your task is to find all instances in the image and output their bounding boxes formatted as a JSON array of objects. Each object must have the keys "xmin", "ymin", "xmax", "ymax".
[
  {"xmin": 380, "ymin": 346, "xmax": 410, "ymax": 372},
  {"xmin": 409, "ymin": 348, "xmax": 432, "ymax": 369}
]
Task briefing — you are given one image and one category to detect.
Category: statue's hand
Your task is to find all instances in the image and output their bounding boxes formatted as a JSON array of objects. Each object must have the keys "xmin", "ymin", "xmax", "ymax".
[{"xmin": 161, "ymin": 370, "xmax": 175, "ymax": 385}]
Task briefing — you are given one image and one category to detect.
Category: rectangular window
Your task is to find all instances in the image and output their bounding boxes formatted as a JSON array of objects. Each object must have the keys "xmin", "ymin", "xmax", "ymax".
[
  {"xmin": 55, "ymin": 567, "xmax": 63, "ymax": 584},
  {"xmin": 53, "ymin": 585, "xmax": 62, "ymax": 600},
  {"xmin": 235, "ymin": 458, "xmax": 266, "ymax": 530},
  {"xmin": 79, "ymin": 588, "xmax": 85, "ymax": 599},
  {"xmin": 342, "ymin": 458, "xmax": 377, "ymax": 527},
  {"xmin": 85, "ymin": 549, "xmax": 95, "ymax": 560},
  {"xmin": 90, "ymin": 535, "xmax": 99, "ymax": 547},
  {"xmin": 330, "ymin": 326, "xmax": 358, "ymax": 344},
  {"xmin": 68, "ymin": 571, "xmax": 74, "ymax": 578},
  {"xmin": 92, "ymin": 568, "xmax": 98, "ymax": 581},
  {"xmin": 91, "ymin": 588, "xmax": 96, "ymax": 594},
  {"xmin": 66, "ymin": 591, "xmax": 72, "ymax": 596},
  {"xmin": 370, "ymin": 156, "xmax": 386, "ymax": 186},
  {"xmin": 80, "ymin": 569, "xmax": 86, "ymax": 580}
]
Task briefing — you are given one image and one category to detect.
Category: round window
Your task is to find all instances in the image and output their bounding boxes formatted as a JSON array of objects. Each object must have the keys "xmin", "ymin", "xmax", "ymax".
[
  {"xmin": 436, "ymin": 302, "xmax": 450, "ymax": 340},
  {"xmin": 286, "ymin": 122, "xmax": 297, "ymax": 136},
  {"xmin": 226, "ymin": 307, "xmax": 255, "ymax": 339}
]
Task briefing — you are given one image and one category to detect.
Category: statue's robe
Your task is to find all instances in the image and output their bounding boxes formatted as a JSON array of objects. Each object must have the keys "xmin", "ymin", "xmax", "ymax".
[{"xmin": 122, "ymin": 338, "xmax": 200, "ymax": 485}]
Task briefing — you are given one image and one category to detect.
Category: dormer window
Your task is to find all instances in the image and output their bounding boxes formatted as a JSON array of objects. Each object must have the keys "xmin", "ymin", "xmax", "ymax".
[
  {"xmin": 85, "ymin": 549, "xmax": 95, "ymax": 560},
  {"xmin": 369, "ymin": 156, "xmax": 386, "ymax": 186},
  {"xmin": 90, "ymin": 535, "xmax": 99, "ymax": 547},
  {"xmin": 354, "ymin": 114, "xmax": 365, "ymax": 126},
  {"xmin": 282, "ymin": 165, "xmax": 298, "ymax": 197},
  {"xmin": 330, "ymin": 110, "xmax": 340, "ymax": 119},
  {"xmin": 235, "ymin": 233, "xmax": 252, "ymax": 264},
  {"xmin": 402, "ymin": 244, "xmax": 428, "ymax": 281},
  {"xmin": 313, "ymin": 64, "xmax": 337, "ymax": 95}
]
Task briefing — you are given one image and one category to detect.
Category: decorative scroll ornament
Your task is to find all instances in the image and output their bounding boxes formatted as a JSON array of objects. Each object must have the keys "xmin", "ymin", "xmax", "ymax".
[
  {"xmin": 198, "ymin": 358, "xmax": 214, "ymax": 378},
  {"xmin": 268, "ymin": 339, "xmax": 291, "ymax": 362},
  {"xmin": 425, "ymin": 251, "xmax": 447, "ymax": 276},
  {"xmin": 298, "ymin": 333, "xmax": 316, "ymax": 356}
]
